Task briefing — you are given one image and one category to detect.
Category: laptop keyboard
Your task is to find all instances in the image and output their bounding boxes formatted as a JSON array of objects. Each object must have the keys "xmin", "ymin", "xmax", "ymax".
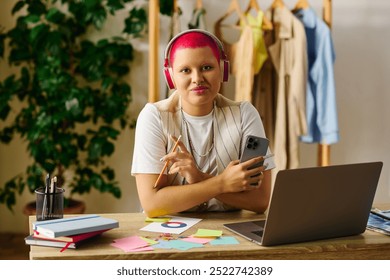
[{"xmin": 251, "ymin": 230, "xmax": 264, "ymax": 237}]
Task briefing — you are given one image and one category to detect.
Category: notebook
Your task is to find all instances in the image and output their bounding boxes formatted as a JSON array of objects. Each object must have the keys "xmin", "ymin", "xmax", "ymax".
[
  {"xmin": 33, "ymin": 214, "xmax": 119, "ymax": 238},
  {"xmin": 224, "ymin": 162, "xmax": 383, "ymax": 246}
]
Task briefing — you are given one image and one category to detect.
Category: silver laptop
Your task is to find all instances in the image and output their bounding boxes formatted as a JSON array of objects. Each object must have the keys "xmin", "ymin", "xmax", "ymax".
[{"xmin": 224, "ymin": 162, "xmax": 383, "ymax": 246}]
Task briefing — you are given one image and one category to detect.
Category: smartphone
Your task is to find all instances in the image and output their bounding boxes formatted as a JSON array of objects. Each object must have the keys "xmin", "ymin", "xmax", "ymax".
[{"xmin": 240, "ymin": 135, "xmax": 269, "ymax": 170}]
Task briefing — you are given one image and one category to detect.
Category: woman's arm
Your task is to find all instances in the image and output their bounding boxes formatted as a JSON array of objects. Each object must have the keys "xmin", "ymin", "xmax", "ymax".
[
  {"xmin": 135, "ymin": 155, "xmax": 267, "ymax": 217},
  {"xmin": 135, "ymin": 173, "xmax": 222, "ymax": 218},
  {"xmin": 215, "ymin": 170, "xmax": 272, "ymax": 213}
]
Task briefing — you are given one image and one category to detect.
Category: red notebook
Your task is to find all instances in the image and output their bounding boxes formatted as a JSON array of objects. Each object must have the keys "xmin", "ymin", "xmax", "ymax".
[{"xmin": 33, "ymin": 228, "xmax": 109, "ymax": 243}]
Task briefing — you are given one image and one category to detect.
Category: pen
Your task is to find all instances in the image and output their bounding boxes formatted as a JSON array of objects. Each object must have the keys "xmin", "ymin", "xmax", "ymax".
[
  {"xmin": 42, "ymin": 173, "xmax": 50, "ymax": 220},
  {"xmin": 370, "ymin": 210, "xmax": 390, "ymax": 221},
  {"xmin": 153, "ymin": 135, "xmax": 182, "ymax": 189},
  {"xmin": 50, "ymin": 176, "xmax": 57, "ymax": 218},
  {"xmin": 48, "ymin": 177, "xmax": 53, "ymax": 217}
]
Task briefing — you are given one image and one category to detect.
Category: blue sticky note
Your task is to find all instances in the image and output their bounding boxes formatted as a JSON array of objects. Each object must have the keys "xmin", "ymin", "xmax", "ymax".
[
  {"xmin": 168, "ymin": 239, "xmax": 204, "ymax": 250},
  {"xmin": 210, "ymin": 236, "xmax": 239, "ymax": 245},
  {"xmin": 152, "ymin": 240, "xmax": 172, "ymax": 249}
]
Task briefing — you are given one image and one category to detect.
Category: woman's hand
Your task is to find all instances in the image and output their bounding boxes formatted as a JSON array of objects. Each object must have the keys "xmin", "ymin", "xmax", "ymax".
[
  {"xmin": 219, "ymin": 157, "xmax": 267, "ymax": 193},
  {"xmin": 161, "ymin": 136, "xmax": 209, "ymax": 184}
]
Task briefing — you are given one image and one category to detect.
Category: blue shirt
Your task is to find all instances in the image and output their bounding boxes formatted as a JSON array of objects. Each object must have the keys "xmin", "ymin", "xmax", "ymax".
[{"xmin": 294, "ymin": 8, "xmax": 339, "ymax": 144}]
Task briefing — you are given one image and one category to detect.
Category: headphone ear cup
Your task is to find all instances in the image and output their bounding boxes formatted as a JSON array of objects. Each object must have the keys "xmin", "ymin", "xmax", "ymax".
[
  {"xmin": 164, "ymin": 67, "xmax": 175, "ymax": 89},
  {"xmin": 222, "ymin": 60, "xmax": 229, "ymax": 82}
]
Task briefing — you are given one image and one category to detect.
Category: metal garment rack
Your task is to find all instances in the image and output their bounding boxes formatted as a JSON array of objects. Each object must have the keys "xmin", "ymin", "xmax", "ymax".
[
  {"xmin": 318, "ymin": 0, "xmax": 332, "ymax": 166},
  {"xmin": 147, "ymin": 0, "xmax": 333, "ymax": 167}
]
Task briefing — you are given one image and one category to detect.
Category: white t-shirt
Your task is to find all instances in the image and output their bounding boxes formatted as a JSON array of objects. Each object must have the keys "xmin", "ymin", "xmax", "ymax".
[{"xmin": 131, "ymin": 101, "xmax": 275, "ymax": 175}]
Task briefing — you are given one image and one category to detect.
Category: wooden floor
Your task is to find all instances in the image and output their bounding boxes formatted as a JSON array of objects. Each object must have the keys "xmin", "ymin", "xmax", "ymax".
[{"xmin": 0, "ymin": 233, "xmax": 30, "ymax": 260}]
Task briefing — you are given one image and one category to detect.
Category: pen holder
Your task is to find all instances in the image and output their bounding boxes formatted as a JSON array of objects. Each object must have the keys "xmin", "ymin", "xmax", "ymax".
[{"xmin": 35, "ymin": 187, "xmax": 65, "ymax": 221}]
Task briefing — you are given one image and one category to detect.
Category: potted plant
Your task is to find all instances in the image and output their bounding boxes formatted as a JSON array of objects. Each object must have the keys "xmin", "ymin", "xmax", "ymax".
[{"xmin": 0, "ymin": 0, "xmax": 147, "ymax": 212}]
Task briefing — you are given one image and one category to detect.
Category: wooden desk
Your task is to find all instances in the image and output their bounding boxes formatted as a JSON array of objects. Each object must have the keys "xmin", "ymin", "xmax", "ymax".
[{"xmin": 29, "ymin": 210, "xmax": 390, "ymax": 260}]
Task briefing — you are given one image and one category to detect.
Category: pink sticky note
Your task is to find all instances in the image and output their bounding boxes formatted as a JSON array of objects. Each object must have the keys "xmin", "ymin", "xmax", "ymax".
[
  {"xmin": 127, "ymin": 246, "xmax": 154, "ymax": 252},
  {"xmin": 182, "ymin": 237, "xmax": 213, "ymax": 244},
  {"xmin": 112, "ymin": 236, "xmax": 149, "ymax": 252}
]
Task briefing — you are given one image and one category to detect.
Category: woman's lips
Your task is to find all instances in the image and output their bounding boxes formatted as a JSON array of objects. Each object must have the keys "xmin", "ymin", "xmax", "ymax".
[{"xmin": 191, "ymin": 86, "xmax": 208, "ymax": 93}]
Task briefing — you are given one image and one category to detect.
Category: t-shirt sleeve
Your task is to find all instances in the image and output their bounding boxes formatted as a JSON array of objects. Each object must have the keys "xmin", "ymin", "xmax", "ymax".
[{"xmin": 131, "ymin": 104, "xmax": 167, "ymax": 175}]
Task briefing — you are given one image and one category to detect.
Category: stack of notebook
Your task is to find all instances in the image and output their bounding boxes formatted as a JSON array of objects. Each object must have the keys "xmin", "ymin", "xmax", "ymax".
[{"xmin": 25, "ymin": 214, "xmax": 119, "ymax": 251}]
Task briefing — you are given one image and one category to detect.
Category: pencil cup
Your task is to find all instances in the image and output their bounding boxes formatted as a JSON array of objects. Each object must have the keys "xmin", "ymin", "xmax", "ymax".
[{"xmin": 35, "ymin": 187, "xmax": 64, "ymax": 221}]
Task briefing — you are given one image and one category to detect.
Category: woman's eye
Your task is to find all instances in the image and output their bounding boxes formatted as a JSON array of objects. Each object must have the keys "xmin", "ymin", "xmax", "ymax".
[
  {"xmin": 202, "ymin": 65, "xmax": 213, "ymax": 71},
  {"xmin": 180, "ymin": 68, "xmax": 190, "ymax": 73}
]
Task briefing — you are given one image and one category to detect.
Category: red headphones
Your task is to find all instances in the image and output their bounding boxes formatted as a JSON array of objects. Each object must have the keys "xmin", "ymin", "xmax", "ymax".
[{"xmin": 163, "ymin": 29, "xmax": 229, "ymax": 90}]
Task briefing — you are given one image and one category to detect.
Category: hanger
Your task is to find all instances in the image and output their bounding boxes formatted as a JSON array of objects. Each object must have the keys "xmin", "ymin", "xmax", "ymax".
[
  {"xmin": 196, "ymin": 0, "xmax": 203, "ymax": 9},
  {"xmin": 242, "ymin": 0, "xmax": 273, "ymax": 30},
  {"xmin": 216, "ymin": 0, "xmax": 246, "ymax": 25},
  {"xmin": 293, "ymin": 0, "xmax": 310, "ymax": 10},
  {"xmin": 231, "ymin": 0, "xmax": 273, "ymax": 31},
  {"xmin": 244, "ymin": 0, "xmax": 261, "ymax": 13},
  {"xmin": 271, "ymin": 0, "xmax": 285, "ymax": 9}
]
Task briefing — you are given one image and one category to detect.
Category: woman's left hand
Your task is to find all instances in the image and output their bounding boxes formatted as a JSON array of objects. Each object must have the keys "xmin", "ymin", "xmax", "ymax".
[{"xmin": 161, "ymin": 136, "xmax": 207, "ymax": 184}]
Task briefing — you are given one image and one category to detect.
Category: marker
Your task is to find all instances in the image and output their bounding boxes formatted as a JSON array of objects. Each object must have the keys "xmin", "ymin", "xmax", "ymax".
[
  {"xmin": 50, "ymin": 176, "xmax": 57, "ymax": 218},
  {"xmin": 42, "ymin": 173, "xmax": 50, "ymax": 220}
]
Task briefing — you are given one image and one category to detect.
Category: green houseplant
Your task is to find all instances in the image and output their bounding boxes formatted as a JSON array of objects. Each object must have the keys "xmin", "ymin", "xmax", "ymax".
[{"xmin": 0, "ymin": 0, "xmax": 147, "ymax": 211}]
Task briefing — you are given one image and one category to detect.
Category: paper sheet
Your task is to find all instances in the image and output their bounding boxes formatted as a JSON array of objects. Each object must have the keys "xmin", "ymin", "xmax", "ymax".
[{"xmin": 140, "ymin": 216, "xmax": 202, "ymax": 234}]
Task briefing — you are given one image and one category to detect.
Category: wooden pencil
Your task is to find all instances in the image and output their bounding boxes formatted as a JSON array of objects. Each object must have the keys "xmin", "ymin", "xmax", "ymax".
[{"xmin": 153, "ymin": 135, "xmax": 182, "ymax": 188}]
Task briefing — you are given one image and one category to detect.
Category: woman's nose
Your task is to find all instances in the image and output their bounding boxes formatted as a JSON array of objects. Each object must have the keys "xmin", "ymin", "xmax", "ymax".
[{"xmin": 192, "ymin": 70, "xmax": 204, "ymax": 84}]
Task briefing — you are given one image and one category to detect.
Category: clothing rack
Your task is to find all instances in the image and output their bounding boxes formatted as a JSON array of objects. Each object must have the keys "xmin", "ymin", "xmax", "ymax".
[
  {"xmin": 318, "ymin": 0, "xmax": 332, "ymax": 166},
  {"xmin": 148, "ymin": 0, "xmax": 160, "ymax": 103},
  {"xmin": 147, "ymin": 0, "xmax": 333, "ymax": 167}
]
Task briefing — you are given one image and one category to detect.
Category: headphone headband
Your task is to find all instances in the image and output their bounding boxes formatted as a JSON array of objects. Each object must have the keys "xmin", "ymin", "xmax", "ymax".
[{"xmin": 164, "ymin": 29, "xmax": 227, "ymax": 67}]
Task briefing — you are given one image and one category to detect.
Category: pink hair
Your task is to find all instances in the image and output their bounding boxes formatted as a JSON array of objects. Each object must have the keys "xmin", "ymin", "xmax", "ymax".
[{"xmin": 168, "ymin": 31, "xmax": 221, "ymax": 66}]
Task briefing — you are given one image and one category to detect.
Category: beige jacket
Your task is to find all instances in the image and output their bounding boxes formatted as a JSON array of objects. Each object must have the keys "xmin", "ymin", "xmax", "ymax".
[
  {"xmin": 153, "ymin": 92, "xmax": 242, "ymax": 211},
  {"xmin": 266, "ymin": 7, "xmax": 308, "ymax": 174}
]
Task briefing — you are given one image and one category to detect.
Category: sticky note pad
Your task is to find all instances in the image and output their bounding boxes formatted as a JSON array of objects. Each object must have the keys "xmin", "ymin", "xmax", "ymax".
[
  {"xmin": 193, "ymin": 229, "xmax": 223, "ymax": 238},
  {"xmin": 145, "ymin": 217, "xmax": 171, "ymax": 223},
  {"xmin": 140, "ymin": 236, "xmax": 159, "ymax": 245},
  {"xmin": 182, "ymin": 236, "xmax": 213, "ymax": 244},
  {"xmin": 111, "ymin": 235, "xmax": 149, "ymax": 252},
  {"xmin": 168, "ymin": 240, "xmax": 204, "ymax": 251},
  {"xmin": 152, "ymin": 240, "xmax": 172, "ymax": 249},
  {"xmin": 210, "ymin": 236, "xmax": 239, "ymax": 245}
]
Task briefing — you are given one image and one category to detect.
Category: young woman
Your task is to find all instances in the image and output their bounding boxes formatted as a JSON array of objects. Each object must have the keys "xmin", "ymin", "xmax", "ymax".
[{"xmin": 131, "ymin": 29, "xmax": 275, "ymax": 217}]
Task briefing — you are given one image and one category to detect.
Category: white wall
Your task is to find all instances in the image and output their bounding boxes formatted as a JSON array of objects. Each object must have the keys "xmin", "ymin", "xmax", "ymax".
[
  {"xmin": 327, "ymin": 0, "xmax": 390, "ymax": 204},
  {"xmin": 1, "ymin": 0, "xmax": 389, "ymax": 233}
]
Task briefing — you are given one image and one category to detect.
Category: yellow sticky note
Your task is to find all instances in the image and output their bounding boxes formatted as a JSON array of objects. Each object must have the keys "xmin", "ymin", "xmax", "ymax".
[
  {"xmin": 193, "ymin": 229, "xmax": 223, "ymax": 238},
  {"xmin": 145, "ymin": 217, "xmax": 171, "ymax": 223},
  {"xmin": 140, "ymin": 236, "xmax": 159, "ymax": 245}
]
